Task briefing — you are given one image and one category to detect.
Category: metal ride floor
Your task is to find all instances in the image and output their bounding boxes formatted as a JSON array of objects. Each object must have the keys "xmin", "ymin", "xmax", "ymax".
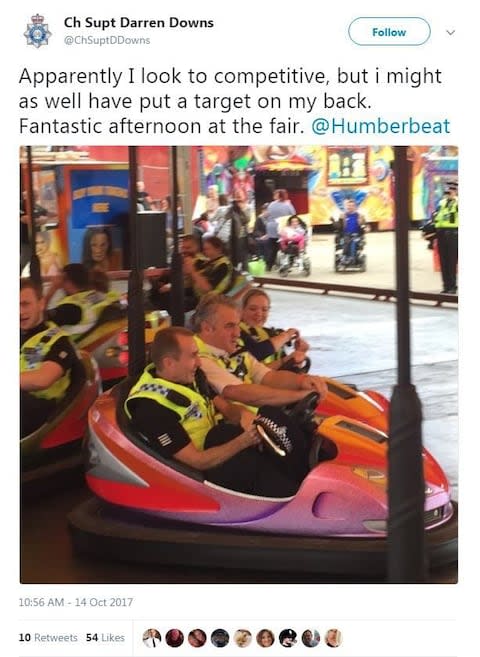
[{"xmin": 21, "ymin": 291, "xmax": 458, "ymax": 584}]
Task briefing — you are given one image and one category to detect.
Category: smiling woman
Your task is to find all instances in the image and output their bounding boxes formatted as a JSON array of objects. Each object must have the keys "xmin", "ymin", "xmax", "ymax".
[{"xmin": 35, "ymin": 231, "xmax": 62, "ymax": 277}]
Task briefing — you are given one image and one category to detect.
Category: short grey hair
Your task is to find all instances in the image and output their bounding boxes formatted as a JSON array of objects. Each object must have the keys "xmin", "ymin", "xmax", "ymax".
[{"xmin": 191, "ymin": 293, "xmax": 239, "ymax": 333}]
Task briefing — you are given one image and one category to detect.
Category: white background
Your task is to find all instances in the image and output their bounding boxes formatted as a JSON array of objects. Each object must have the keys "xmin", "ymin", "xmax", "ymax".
[{"xmin": 4, "ymin": 1, "xmax": 476, "ymax": 656}]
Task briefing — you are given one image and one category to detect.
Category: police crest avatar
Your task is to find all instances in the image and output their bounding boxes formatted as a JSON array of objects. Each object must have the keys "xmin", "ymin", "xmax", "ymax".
[{"xmin": 24, "ymin": 14, "xmax": 51, "ymax": 48}]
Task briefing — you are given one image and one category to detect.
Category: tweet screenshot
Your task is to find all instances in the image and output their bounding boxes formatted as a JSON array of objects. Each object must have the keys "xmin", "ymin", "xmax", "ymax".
[{"xmin": 8, "ymin": 0, "xmax": 476, "ymax": 656}]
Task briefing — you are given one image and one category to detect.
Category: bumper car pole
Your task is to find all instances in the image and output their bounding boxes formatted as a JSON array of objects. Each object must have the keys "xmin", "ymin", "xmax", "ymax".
[
  {"xmin": 127, "ymin": 146, "xmax": 146, "ymax": 376},
  {"xmin": 26, "ymin": 146, "xmax": 41, "ymax": 286},
  {"xmin": 169, "ymin": 146, "xmax": 185, "ymax": 327},
  {"xmin": 387, "ymin": 147, "xmax": 426, "ymax": 582}
]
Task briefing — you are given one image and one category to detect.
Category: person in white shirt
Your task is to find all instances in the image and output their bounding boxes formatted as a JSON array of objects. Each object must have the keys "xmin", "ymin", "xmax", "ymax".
[{"xmin": 143, "ymin": 629, "xmax": 161, "ymax": 648}]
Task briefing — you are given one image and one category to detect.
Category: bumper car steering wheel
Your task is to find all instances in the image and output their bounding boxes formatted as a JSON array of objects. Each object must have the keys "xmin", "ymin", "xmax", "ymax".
[
  {"xmin": 280, "ymin": 356, "xmax": 311, "ymax": 374},
  {"xmin": 287, "ymin": 390, "xmax": 320, "ymax": 432},
  {"xmin": 254, "ymin": 392, "xmax": 320, "ymax": 457}
]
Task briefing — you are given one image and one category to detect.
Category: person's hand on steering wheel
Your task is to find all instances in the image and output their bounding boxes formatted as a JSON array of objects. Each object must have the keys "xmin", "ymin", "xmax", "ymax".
[
  {"xmin": 298, "ymin": 374, "xmax": 328, "ymax": 400},
  {"xmin": 239, "ymin": 426, "xmax": 262, "ymax": 449},
  {"xmin": 289, "ymin": 350, "xmax": 308, "ymax": 365},
  {"xmin": 294, "ymin": 336, "xmax": 310, "ymax": 352},
  {"xmin": 281, "ymin": 328, "xmax": 299, "ymax": 346},
  {"xmin": 239, "ymin": 408, "xmax": 256, "ymax": 431}
]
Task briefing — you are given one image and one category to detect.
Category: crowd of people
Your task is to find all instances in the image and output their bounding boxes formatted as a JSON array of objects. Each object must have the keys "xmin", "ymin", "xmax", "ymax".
[
  {"xmin": 20, "ymin": 244, "xmax": 331, "ymax": 498},
  {"xmin": 19, "ymin": 180, "xmax": 333, "ymax": 498},
  {"xmin": 191, "ymin": 186, "xmax": 304, "ymax": 274},
  {"xmin": 124, "ymin": 292, "xmax": 331, "ymax": 498},
  {"xmin": 20, "ymin": 180, "xmax": 458, "ymax": 497}
]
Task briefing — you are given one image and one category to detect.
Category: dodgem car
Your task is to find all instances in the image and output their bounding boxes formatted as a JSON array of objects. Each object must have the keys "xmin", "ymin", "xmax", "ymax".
[
  {"xmin": 76, "ymin": 306, "xmax": 170, "ymax": 388},
  {"xmin": 21, "ymin": 350, "xmax": 99, "ymax": 496},
  {"xmin": 68, "ymin": 379, "xmax": 457, "ymax": 577}
]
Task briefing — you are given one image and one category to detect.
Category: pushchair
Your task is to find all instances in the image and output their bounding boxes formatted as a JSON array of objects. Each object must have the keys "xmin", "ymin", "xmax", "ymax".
[
  {"xmin": 277, "ymin": 215, "xmax": 312, "ymax": 277},
  {"xmin": 333, "ymin": 220, "xmax": 367, "ymax": 272}
]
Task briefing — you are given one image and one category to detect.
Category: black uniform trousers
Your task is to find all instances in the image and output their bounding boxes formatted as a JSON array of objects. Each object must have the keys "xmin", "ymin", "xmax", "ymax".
[
  {"xmin": 436, "ymin": 228, "xmax": 458, "ymax": 292},
  {"xmin": 20, "ymin": 390, "xmax": 56, "ymax": 438},
  {"xmin": 204, "ymin": 409, "xmax": 311, "ymax": 498}
]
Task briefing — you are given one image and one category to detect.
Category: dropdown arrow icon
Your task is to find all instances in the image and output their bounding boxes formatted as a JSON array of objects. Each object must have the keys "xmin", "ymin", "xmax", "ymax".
[{"xmin": 446, "ymin": 29, "xmax": 455, "ymax": 35}]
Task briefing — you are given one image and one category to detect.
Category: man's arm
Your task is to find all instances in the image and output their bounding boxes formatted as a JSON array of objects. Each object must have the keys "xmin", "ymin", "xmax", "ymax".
[
  {"xmin": 200, "ymin": 352, "xmax": 324, "ymax": 407},
  {"xmin": 222, "ymin": 382, "xmax": 309, "ymax": 407},
  {"xmin": 20, "ymin": 336, "xmax": 76, "ymax": 392},
  {"xmin": 262, "ymin": 370, "xmax": 328, "ymax": 399},
  {"xmin": 212, "ymin": 395, "xmax": 255, "ymax": 430},
  {"xmin": 20, "ymin": 361, "xmax": 64, "ymax": 391},
  {"xmin": 128, "ymin": 397, "xmax": 259, "ymax": 470},
  {"xmin": 174, "ymin": 427, "xmax": 259, "ymax": 470}
]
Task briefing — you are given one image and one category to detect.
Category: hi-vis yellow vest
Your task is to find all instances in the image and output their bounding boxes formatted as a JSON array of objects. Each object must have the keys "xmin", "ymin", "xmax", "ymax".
[
  {"xmin": 20, "ymin": 323, "xmax": 71, "ymax": 400},
  {"xmin": 124, "ymin": 365, "xmax": 216, "ymax": 451},
  {"xmin": 193, "ymin": 255, "xmax": 234, "ymax": 298},
  {"xmin": 239, "ymin": 322, "xmax": 283, "ymax": 365},
  {"xmin": 434, "ymin": 196, "xmax": 458, "ymax": 229},
  {"xmin": 56, "ymin": 290, "xmax": 104, "ymax": 339},
  {"xmin": 194, "ymin": 336, "xmax": 255, "ymax": 383},
  {"xmin": 194, "ymin": 336, "xmax": 258, "ymax": 414}
]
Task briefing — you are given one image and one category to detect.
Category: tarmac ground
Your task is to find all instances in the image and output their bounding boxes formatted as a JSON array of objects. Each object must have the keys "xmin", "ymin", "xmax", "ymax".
[{"xmin": 266, "ymin": 229, "xmax": 448, "ymax": 294}]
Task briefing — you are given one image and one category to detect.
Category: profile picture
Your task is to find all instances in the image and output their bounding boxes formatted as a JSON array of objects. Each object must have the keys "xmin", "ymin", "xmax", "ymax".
[
  {"xmin": 302, "ymin": 629, "xmax": 320, "ymax": 647},
  {"xmin": 210, "ymin": 629, "xmax": 229, "ymax": 648},
  {"xmin": 256, "ymin": 629, "xmax": 275, "ymax": 648},
  {"xmin": 142, "ymin": 628, "xmax": 161, "ymax": 648},
  {"xmin": 188, "ymin": 629, "xmax": 207, "ymax": 648},
  {"xmin": 234, "ymin": 629, "xmax": 252, "ymax": 648},
  {"xmin": 325, "ymin": 629, "xmax": 342, "ymax": 648},
  {"xmin": 165, "ymin": 628, "xmax": 184, "ymax": 648},
  {"xmin": 279, "ymin": 629, "xmax": 297, "ymax": 647}
]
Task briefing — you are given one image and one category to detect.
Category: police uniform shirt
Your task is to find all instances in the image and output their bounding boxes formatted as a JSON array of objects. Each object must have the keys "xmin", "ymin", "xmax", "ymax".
[
  {"xmin": 127, "ymin": 373, "xmax": 217, "ymax": 458},
  {"xmin": 127, "ymin": 398, "xmax": 192, "ymax": 457},
  {"xmin": 20, "ymin": 321, "xmax": 78, "ymax": 373},
  {"xmin": 204, "ymin": 258, "xmax": 230, "ymax": 289},
  {"xmin": 198, "ymin": 343, "xmax": 270, "ymax": 394},
  {"xmin": 239, "ymin": 328, "xmax": 277, "ymax": 362}
]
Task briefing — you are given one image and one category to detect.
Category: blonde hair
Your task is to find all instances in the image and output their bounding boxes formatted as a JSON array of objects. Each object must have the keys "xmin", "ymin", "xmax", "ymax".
[{"xmin": 235, "ymin": 630, "xmax": 251, "ymax": 647}]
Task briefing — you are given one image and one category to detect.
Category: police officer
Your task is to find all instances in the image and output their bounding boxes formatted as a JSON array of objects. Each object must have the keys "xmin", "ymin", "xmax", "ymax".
[
  {"xmin": 184, "ymin": 236, "xmax": 236, "ymax": 298},
  {"xmin": 192, "ymin": 294, "xmax": 327, "ymax": 408},
  {"xmin": 147, "ymin": 234, "xmax": 207, "ymax": 312},
  {"xmin": 20, "ymin": 278, "xmax": 79, "ymax": 438},
  {"xmin": 47, "ymin": 263, "xmax": 120, "ymax": 340},
  {"xmin": 125, "ymin": 326, "xmax": 309, "ymax": 497},
  {"xmin": 434, "ymin": 182, "xmax": 458, "ymax": 293},
  {"xmin": 239, "ymin": 288, "xmax": 310, "ymax": 370},
  {"xmin": 192, "ymin": 295, "xmax": 335, "ymax": 477}
]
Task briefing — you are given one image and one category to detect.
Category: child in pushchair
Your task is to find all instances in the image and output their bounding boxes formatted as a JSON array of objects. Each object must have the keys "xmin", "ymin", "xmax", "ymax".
[
  {"xmin": 333, "ymin": 200, "xmax": 367, "ymax": 272},
  {"xmin": 277, "ymin": 215, "xmax": 311, "ymax": 277}
]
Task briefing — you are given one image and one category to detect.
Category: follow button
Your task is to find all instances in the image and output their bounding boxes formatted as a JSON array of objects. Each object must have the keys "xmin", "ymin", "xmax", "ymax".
[{"xmin": 349, "ymin": 17, "xmax": 431, "ymax": 46}]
